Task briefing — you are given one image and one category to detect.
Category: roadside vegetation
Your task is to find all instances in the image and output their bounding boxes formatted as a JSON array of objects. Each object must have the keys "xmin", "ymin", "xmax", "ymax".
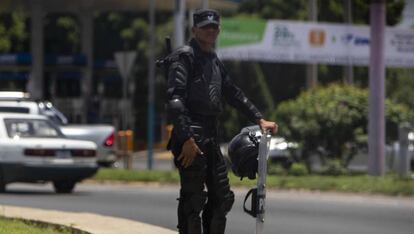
[
  {"xmin": 0, "ymin": 217, "xmax": 76, "ymax": 234},
  {"xmin": 93, "ymin": 168, "xmax": 414, "ymax": 197},
  {"xmin": 273, "ymin": 84, "xmax": 414, "ymax": 172}
]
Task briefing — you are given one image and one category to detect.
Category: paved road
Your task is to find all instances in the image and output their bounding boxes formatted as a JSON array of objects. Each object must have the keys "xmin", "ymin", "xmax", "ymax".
[{"xmin": 1, "ymin": 183, "xmax": 414, "ymax": 234}]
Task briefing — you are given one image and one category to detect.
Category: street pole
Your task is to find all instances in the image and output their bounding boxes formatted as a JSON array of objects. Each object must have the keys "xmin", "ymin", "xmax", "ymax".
[
  {"xmin": 188, "ymin": 9, "xmax": 194, "ymax": 34},
  {"xmin": 147, "ymin": 0, "xmax": 156, "ymax": 170},
  {"xmin": 29, "ymin": 0, "xmax": 44, "ymax": 100},
  {"xmin": 174, "ymin": 0, "xmax": 185, "ymax": 48},
  {"xmin": 344, "ymin": 0, "xmax": 354, "ymax": 84},
  {"xmin": 123, "ymin": 52, "xmax": 128, "ymax": 131},
  {"xmin": 202, "ymin": 0, "xmax": 209, "ymax": 9},
  {"xmin": 80, "ymin": 2, "xmax": 94, "ymax": 124},
  {"xmin": 368, "ymin": 0, "xmax": 386, "ymax": 176},
  {"xmin": 307, "ymin": 0, "xmax": 318, "ymax": 89}
]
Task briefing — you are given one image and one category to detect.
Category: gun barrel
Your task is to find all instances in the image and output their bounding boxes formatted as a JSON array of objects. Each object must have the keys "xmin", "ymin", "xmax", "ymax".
[{"xmin": 165, "ymin": 37, "xmax": 172, "ymax": 54}]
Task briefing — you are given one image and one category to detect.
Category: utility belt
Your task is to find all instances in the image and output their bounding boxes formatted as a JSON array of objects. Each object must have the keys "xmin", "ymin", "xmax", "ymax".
[
  {"xmin": 168, "ymin": 113, "xmax": 219, "ymax": 154},
  {"xmin": 189, "ymin": 113, "xmax": 219, "ymax": 140}
]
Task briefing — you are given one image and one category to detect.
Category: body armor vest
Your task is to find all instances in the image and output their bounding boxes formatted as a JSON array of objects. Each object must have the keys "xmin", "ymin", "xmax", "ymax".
[{"xmin": 187, "ymin": 49, "xmax": 224, "ymax": 117}]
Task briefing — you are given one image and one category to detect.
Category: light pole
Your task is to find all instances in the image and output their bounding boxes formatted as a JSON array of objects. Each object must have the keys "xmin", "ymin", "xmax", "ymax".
[
  {"xmin": 368, "ymin": 0, "xmax": 386, "ymax": 176},
  {"xmin": 174, "ymin": 0, "xmax": 185, "ymax": 48},
  {"xmin": 344, "ymin": 0, "xmax": 354, "ymax": 84},
  {"xmin": 307, "ymin": 0, "xmax": 318, "ymax": 88},
  {"xmin": 147, "ymin": 0, "xmax": 156, "ymax": 170}
]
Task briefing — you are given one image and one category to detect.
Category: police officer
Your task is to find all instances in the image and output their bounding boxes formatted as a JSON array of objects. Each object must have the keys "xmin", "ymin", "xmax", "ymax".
[{"xmin": 166, "ymin": 9, "xmax": 277, "ymax": 234}]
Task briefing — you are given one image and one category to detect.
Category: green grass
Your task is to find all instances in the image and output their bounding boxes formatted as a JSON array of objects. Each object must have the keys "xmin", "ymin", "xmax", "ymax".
[
  {"xmin": 93, "ymin": 168, "xmax": 414, "ymax": 196},
  {"xmin": 94, "ymin": 169, "xmax": 180, "ymax": 183},
  {"xmin": 0, "ymin": 217, "xmax": 73, "ymax": 234}
]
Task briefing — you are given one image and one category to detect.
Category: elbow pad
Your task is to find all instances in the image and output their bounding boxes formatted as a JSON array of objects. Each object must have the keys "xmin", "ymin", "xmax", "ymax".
[
  {"xmin": 167, "ymin": 98, "xmax": 193, "ymax": 143},
  {"xmin": 168, "ymin": 98, "xmax": 186, "ymax": 115}
]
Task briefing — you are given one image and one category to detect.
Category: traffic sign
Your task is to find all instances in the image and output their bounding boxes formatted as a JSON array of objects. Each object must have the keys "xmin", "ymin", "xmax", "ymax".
[{"xmin": 114, "ymin": 51, "xmax": 137, "ymax": 79}]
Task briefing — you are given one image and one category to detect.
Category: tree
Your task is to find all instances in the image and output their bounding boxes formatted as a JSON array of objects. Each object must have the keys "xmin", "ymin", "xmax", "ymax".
[
  {"xmin": 239, "ymin": 0, "xmax": 405, "ymax": 25},
  {"xmin": 386, "ymin": 68, "xmax": 414, "ymax": 123},
  {"xmin": 45, "ymin": 14, "xmax": 80, "ymax": 54},
  {"xmin": 239, "ymin": 0, "xmax": 308, "ymax": 20},
  {"xmin": 0, "ymin": 10, "xmax": 28, "ymax": 53},
  {"xmin": 273, "ymin": 84, "xmax": 413, "ymax": 170}
]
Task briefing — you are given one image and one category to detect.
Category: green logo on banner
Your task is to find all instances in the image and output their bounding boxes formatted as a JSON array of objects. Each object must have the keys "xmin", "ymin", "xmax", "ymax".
[{"xmin": 218, "ymin": 18, "xmax": 266, "ymax": 48}]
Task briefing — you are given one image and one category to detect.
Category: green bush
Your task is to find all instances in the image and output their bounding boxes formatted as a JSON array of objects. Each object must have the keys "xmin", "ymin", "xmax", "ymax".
[
  {"xmin": 288, "ymin": 163, "xmax": 308, "ymax": 176},
  {"xmin": 268, "ymin": 163, "xmax": 287, "ymax": 175},
  {"xmin": 319, "ymin": 160, "xmax": 347, "ymax": 176},
  {"xmin": 273, "ymin": 84, "xmax": 413, "ymax": 168}
]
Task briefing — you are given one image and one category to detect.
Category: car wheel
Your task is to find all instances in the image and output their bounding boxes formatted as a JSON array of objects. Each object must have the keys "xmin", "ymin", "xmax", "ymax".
[
  {"xmin": 0, "ymin": 181, "xmax": 5, "ymax": 193},
  {"xmin": 53, "ymin": 181, "xmax": 76, "ymax": 194},
  {"xmin": 0, "ymin": 169, "xmax": 6, "ymax": 193},
  {"xmin": 98, "ymin": 161, "xmax": 115, "ymax": 168}
]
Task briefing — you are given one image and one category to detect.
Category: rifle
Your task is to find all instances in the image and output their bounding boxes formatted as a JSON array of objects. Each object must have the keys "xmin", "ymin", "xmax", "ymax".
[{"xmin": 156, "ymin": 37, "xmax": 172, "ymax": 68}]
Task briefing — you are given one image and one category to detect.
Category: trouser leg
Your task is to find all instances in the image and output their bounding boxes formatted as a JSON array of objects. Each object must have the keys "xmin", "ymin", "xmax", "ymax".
[
  {"xmin": 175, "ymin": 153, "xmax": 207, "ymax": 234},
  {"xmin": 202, "ymin": 142, "xmax": 234, "ymax": 234}
]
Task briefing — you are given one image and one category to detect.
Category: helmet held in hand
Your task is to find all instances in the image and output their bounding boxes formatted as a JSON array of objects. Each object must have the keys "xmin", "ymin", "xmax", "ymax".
[{"xmin": 228, "ymin": 130, "xmax": 260, "ymax": 180}]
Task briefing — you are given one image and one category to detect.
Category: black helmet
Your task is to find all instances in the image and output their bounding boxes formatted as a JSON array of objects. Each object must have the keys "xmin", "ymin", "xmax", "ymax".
[{"xmin": 228, "ymin": 130, "xmax": 260, "ymax": 180}]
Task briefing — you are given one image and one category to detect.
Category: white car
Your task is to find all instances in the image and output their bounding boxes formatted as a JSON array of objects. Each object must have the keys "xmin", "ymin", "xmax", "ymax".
[
  {"xmin": 0, "ymin": 91, "xmax": 117, "ymax": 167},
  {"xmin": 0, "ymin": 113, "xmax": 98, "ymax": 193},
  {"xmin": 268, "ymin": 137, "xmax": 299, "ymax": 169}
]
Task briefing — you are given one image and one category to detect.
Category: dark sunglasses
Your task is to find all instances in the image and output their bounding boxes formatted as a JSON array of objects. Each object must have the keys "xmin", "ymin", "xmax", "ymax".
[{"xmin": 199, "ymin": 24, "xmax": 219, "ymax": 30}]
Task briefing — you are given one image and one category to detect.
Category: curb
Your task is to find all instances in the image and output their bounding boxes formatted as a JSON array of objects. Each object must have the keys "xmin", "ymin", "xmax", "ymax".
[{"xmin": 0, "ymin": 205, "xmax": 177, "ymax": 234}]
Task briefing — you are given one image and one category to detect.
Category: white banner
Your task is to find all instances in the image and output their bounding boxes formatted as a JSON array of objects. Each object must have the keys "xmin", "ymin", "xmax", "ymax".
[{"xmin": 217, "ymin": 20, "xmax": 414, "ymax": 67}]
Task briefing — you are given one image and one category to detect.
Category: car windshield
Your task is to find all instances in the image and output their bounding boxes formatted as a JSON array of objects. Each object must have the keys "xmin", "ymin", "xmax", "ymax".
[
  {"xmin": 4, "ymin": 118, "xmax": 64, "ymax": 138},
  {"xmin": 0, "ymin": 107, "xmax": 30, "ymax": 113}
]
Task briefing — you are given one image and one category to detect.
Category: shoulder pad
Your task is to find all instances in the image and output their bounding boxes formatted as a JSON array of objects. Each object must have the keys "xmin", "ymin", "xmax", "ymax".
[
  {"xmin": 167, "ymin": 45, "xmax": 194, "ymax": 62},
  {"xmin": 174, "ymin": 45, "xmax": 194, "ymax": 56}
]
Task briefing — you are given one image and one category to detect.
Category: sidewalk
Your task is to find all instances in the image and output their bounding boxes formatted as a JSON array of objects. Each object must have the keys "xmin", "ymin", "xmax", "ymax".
[{"xmin": 0, "ymin": 205, "xmax": 176, "ymax": 234}]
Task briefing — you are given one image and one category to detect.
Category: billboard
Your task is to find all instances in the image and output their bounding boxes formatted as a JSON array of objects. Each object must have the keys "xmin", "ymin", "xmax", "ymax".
[{"xmin": 217, "ymin": 19, "xmax": 414, "ymax": 67}]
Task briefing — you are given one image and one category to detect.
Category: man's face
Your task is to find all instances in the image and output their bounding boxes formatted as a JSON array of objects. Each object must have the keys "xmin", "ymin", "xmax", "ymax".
[{"xmin": 193, "ymin": 24, "xmax": 220, "ymax": 45}]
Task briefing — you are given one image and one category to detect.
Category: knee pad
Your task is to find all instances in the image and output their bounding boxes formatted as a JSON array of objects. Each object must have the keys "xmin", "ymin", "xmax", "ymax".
[
  {"xmin": 212, "ymin": 160, "xmax": 234, "ymax": 214},
  {"xmin": 213, "ymin": 160, "xmax": 231, "ymax": 195},
  {"xmin": 180, "ymin": 191, "xmax": 207, "ymax": 215},
  {"xmin": 220, "ymin": 190, "xmax": 235, "ymax": 214}
]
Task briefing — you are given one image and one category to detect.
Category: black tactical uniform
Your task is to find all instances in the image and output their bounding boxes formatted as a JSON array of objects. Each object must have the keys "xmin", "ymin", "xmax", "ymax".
[{"xmin": 167, "ymin": 9, "xmax": 263, "ymax": 234}]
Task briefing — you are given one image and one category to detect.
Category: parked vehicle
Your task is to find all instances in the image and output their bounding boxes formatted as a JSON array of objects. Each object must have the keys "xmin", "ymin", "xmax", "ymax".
[
  {"xmin": 405, "ymin": 132, "xmax": 414, "ymax": 168},
  {"xmin": 0, "ymin": 92, "xmax": 116, "ymax": 167},
  {"xmin": 0, "ymin": 113, "xmax": 98, "ymax": 193},
  {"xmin": 268, "ymin": 136, "xmax": 299, "ymax": 169}
]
